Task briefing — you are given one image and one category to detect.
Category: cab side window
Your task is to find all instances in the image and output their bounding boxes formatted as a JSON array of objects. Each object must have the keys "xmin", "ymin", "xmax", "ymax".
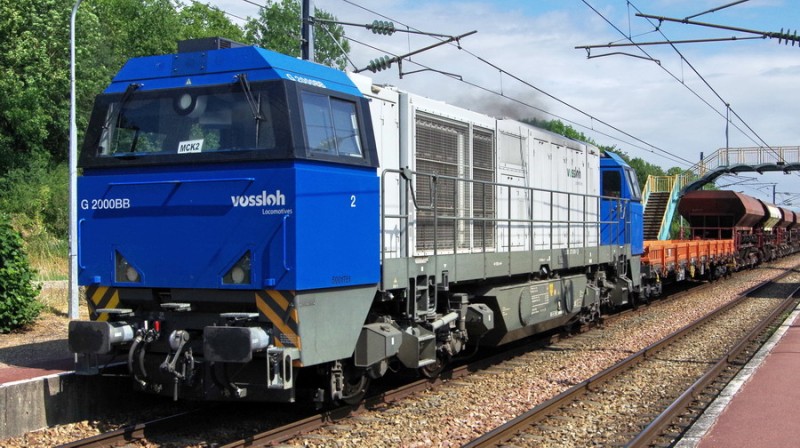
[
  {"xmin": 301, "ymin": 91, "xmax": 363, "ymax": 158},
  {"xmin": 603, "ymin": 170, "xmax": 622, "ymax": 198},
  {"xmin": 624, "ymin": 168, "xmax": 641, "ymax": 200}
]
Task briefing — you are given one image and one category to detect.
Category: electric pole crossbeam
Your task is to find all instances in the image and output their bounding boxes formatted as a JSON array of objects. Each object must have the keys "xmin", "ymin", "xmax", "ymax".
[{"xmin": 635, "ymin": 13, "xmax": 800, "ymax": 47}]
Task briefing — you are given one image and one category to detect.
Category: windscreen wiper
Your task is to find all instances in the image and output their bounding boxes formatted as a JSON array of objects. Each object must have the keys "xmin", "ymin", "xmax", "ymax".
[
  {"xmin": 103, "ymin": 83, "xmax": 141, "ymax": 131},
  {"xmin": 235, "ymin": 73, "xmax": 262, "ymax": 143},
  {"xmin": 97, "ymin": 83, "xmax": 141, "ymax": 153}
]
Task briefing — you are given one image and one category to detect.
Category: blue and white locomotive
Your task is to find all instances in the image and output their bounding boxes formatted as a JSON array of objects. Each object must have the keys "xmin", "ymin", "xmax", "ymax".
[{"xmin": 69, "ymin": 38, "xmax": 644, "ymax": 403}]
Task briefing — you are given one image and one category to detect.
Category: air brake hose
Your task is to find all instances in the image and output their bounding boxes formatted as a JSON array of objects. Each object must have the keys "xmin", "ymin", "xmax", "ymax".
[{"xmin": 128, "ymin": 334, "xmax": 147, "ymax": 387}]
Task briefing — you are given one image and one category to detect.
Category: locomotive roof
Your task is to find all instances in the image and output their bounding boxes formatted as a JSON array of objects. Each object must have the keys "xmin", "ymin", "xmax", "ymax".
[
  {"xmin": 106, "ymin": 45, "xmax": 362, "ymax": 97},
  {"xmin": 600, "ymin": 150, "xmax": 630, "ymax": 168}
]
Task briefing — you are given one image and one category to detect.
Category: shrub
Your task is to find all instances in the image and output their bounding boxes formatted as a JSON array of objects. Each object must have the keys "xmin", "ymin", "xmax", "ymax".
[
  {"xmin": 0, "ymin": 158, "xmax": 69, "ymax": 280},
  {"xmin": 0, "ymin": 157, "xmax": 69, "ymax": 239},
  {"xmin": 0, "ymin": 213, "xmax": 42, "ymax": 333}
]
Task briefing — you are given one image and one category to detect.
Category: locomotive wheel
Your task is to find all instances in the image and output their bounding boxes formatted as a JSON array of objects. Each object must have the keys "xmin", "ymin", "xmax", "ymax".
[
  {"xmin": 420, "ymin": 357, "xmax": 445, "ymax": 378},
  {"xmin": 340, "ymin": 369, "xmax": 370, "ymax": 405}
]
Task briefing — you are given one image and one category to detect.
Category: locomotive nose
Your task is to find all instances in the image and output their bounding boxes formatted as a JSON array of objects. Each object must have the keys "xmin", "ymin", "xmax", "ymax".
[{"xmin": 78, "ymin": 174, "xmax": 292, "ymax": 290}]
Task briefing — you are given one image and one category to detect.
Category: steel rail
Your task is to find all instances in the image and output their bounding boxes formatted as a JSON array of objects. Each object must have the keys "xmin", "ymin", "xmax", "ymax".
[
  {"xmin": 218, "ymin": 340, "xmax": 556, "ymax": 448},
  {"xmin": 54, "ymin": 406, "xmax": 213, "ymax": 448},
  {"xmin": 627, "ymin": 282, "xmax": 800, "ymax": 447},
  {"xmin": 463, "ymin": 265, "xmax": 799, "ymax": 448}
]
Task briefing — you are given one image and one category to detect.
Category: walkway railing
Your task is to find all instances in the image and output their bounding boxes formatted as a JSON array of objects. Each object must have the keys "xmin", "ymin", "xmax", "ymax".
[{"xmin": 689, "ymin": 146, "xmax": 800, "ymax": 177}]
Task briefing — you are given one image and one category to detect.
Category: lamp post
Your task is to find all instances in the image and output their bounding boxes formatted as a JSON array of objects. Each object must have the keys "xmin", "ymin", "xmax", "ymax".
[{"xmin": 68, "ymin": 0, "xmax": 83, "ymax": 320}]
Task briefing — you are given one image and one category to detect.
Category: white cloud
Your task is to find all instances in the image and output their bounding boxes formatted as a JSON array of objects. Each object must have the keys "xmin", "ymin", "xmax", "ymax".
[{"xmin": 206, "ymin": 0, "xmax": 799, "ymax": 202}]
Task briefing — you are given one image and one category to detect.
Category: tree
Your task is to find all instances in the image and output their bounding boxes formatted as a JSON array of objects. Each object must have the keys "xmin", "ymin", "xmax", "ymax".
[
  {"xmin": 86, "ymin": 0, "xmax": 183, "ymax": 77},
  {"xmin": 244, "ymin": 0, "xmax": 350, "ymax": 69},
  {"xmin": 177, "ymin": 2, "xmax": 246, "ymax": 42},
  {"xmin": 666, "ymin": 166, "xmax": 685, "ymax": 176},
  {"xmin": 627, "ymin": 157, "xmax": 666, "ymax": 188},
  {"xmin": 0, "ymin": 0, "xmax": 73, "ymax": 171}
]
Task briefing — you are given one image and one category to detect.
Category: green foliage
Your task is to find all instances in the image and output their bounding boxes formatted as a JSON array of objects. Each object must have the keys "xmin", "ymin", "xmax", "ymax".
[
  {"xmin": 0, "ymin": 158, "xmax": 70, "ymax": 239},
  {"xmin": 0, "ymin": 214, "xmax": 42, "ymax": 333},
  {"xmin": 523, "ymin": 118, "xmax": 598, "ymax": 146},
  {"xmin": 0, "ymin": 0, "xmax": 72, "ymax": 172},
  {"xmin": 626, "ymin": 157, "xmax": 666, "ymax": 188},
  {"xmin": 666, "ymin": 166, "xmax": 685, "ymax": 176},
  {"xmin": 177, "ymin": 1, "xmax": 246, "ymax": 42},
  {"xmin": 244, "ymin": 0, "xmax": 350, "ymax": 69}
]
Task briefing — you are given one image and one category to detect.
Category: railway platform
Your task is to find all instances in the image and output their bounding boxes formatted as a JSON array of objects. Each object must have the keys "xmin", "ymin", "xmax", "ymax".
[
  {"xmin": 0, "ymin": 358, "xmax": 74, "ymax": 384},
  {"xmin": 678, "ymin": 303, "xmax": 800, "ymax": 448},
  {"xmin": 0, "ymin": 342, "xmax": 142, "ymax": 441}
]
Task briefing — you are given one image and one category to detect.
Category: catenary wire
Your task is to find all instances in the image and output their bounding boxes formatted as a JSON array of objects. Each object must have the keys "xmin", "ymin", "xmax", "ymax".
[
  {"xmin": 338, "ymin": 0, "xmax": 697, "ymax": 168},
  {"xmin": 627, "ymin": 1, "xmax": 785, "ymax": 164}
]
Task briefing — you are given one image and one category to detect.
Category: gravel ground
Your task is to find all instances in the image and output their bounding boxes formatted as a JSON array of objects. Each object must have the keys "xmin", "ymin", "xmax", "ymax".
[
  {"xmin": 1, "ymin": 257, "xmax": 798, "ymax": 447},
  {"xmin": 285, "ymin": 257, "xmax": 800, "ymax": 448},
  {"xmin": 502, "ymin": 273, "xmax": 800, "ymax": 447},
  {"xmin": 0, "ymin": 288, "xmax": 80, "ymax": 369}
]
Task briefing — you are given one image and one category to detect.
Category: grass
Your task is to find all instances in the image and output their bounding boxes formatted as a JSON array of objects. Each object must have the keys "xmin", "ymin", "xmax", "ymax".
[
  {"xmin": 21, "ymin": 233, "xmax": 72, "ymax": 316},
  {"xmin": 24, "ymin": 234, "xmax": 69, "ymax": 282},
  {"xmin": 37, "ymin": 286, "xmax": 72, "ymax": 317}
]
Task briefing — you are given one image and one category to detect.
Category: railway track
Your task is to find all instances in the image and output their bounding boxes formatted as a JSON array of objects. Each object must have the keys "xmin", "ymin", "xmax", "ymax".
[
  {"xmin": 54, "ymin": 408, "xmax": 209, "ymax": 448},
  {"xmin": 54, "ymin": 348, "xmax": 531, "ymax": 447},
  {"xmin": 464, "ymin": 268, "xmax": 800, "ymax": 448},
  {"xmin": 51, "ymin": 260, "xmax": 799, "ymax": 447}
]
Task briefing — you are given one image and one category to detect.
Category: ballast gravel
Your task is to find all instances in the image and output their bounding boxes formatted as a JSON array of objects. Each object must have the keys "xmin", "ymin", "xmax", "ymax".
[{"xmin": 1, "ymin": 256, "xmax": 798, "ymax": 447}]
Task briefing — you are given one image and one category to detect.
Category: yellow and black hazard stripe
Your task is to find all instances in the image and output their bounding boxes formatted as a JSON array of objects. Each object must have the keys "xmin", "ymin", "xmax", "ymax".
[
  {"xmin": 85, "ymin": 285, "xmax": 120, "ymax": 322},
  {"xmin": 255, "ymin": 290, "xmax": 300, "ymax": 349}
]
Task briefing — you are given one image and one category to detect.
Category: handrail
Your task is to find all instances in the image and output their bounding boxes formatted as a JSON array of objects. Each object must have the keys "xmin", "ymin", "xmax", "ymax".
[
  {"xmin": 379, "ymin": 167, "xmax": 629, "ymax": 268},
  {"xmin": 688, "ymin": 146, "xmax": 800, "ymax": 177},
  {"xmin": 641, "ymin": 174, "xmax": 691, "ymax": 240}
]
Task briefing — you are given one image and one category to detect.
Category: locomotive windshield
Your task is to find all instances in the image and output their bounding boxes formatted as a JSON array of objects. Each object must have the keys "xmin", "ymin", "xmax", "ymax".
[
  {"xmin": 82, "ymin": 80, "xmax": 289, "ymax": 164},
  {"xmin": 80, "ymin": 78, "xmax": 378, "ymax": 169}
]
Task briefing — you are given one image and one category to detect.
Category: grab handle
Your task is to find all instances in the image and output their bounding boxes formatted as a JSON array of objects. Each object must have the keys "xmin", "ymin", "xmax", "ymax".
[{"xmin": 282, "ymin": 215, "xmax": 292, "ymax": 272}]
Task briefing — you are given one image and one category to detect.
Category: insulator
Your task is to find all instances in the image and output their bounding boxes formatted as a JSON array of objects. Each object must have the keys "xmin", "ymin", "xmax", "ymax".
[
  {"xmin": 367, "ymin": 55, "xmax": 393, "ymax": 73},
  {"xmin": 369, "ymin": 20, "xmax": 396, "ymax": 35},
  {"xmin": 776, "ymin": 27, "xmax": 799, "ymax": 46}
]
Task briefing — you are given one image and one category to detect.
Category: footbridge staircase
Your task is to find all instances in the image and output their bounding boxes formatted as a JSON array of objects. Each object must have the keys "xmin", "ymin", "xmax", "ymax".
[{"xmin": 641, "ymin": 175, "xmax": 689, "ymax": 240}]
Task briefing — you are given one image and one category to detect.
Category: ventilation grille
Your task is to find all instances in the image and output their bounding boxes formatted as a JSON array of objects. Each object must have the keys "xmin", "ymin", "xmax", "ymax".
[{"xmin": 414, "ymin": 114, "xmax": 495, "ymax": 252}]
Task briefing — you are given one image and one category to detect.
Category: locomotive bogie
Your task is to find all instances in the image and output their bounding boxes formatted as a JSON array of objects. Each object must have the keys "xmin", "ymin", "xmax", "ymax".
[{"xmin": 471, "ymin": 274, "xmax": 590, "ymax": 346}]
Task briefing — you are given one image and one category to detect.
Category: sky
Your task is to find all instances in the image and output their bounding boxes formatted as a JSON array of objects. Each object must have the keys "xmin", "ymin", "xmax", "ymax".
[{"xmin": 206, "ymin": 0, "xmax": 800, "ymax": 206}]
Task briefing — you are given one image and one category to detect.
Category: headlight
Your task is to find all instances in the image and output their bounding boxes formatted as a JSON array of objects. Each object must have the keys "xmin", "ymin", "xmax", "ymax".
[
  {"xmin": 115, "ymin": 251, "xmax": 142, "ymax": 283},
  {"xmin": 223, "ymin": 252, "xmax": 252, "ymax": 285},
  {"xmin": 125, "ymin": 265, "xmax": 139, "ymax": 282}
]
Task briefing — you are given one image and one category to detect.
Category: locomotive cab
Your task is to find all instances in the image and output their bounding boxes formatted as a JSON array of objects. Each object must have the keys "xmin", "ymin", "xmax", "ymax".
[
  {"xmin": 600, "ymin": 151, "xmax": 643, "ymax": 256},
  {"xmin": 70, "ymin": 40, "xmax": 382, "ymax": 402},
  {"xmin": 598, "ymin": 151, "xmax": 644, "ymax": 306}
]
